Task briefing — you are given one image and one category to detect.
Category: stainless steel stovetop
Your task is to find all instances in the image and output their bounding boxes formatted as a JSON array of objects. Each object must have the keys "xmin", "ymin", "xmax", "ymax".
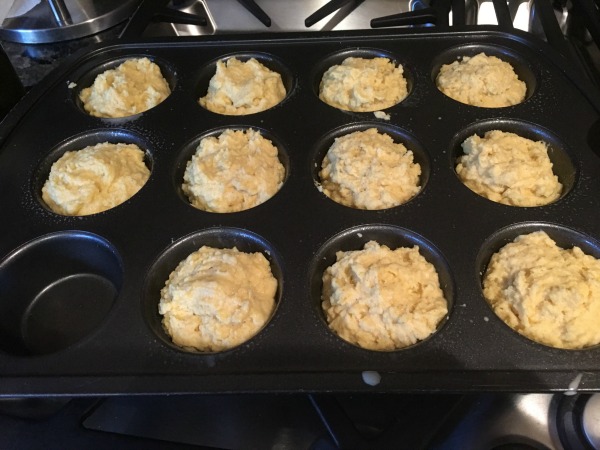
[{"xmin": 141, "ymin": 0, "xmax": 532, "ymax": 36}]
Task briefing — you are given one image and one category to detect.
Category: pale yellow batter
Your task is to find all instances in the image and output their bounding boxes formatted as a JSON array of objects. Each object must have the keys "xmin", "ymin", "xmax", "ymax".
[
  {"xmin": 42, "ymin": 142, "xmax": 150, "ymax": 216},
  {"xmin": 319, "ymin": 57, "xmax": 408, "ymax": 112},
  {"xmin": 199, "ymin": 57, "xmax": 286, "ymax": 115},
  {"xmin": 436, "ymin": 53, "xmax": 526, "ymax": 107},
  {"xmin": 483, "ymin": 231, "xmax": 600, "ymax": 349},
  {"xmin": 159, "ymin": 246, "xmax": 277, "ymax": 352},
  {"xmin": 79, "ymin": 57, "xmax": 171, "ymax": 118},
  {"xmin": 456, "ymin": 130, "xmax": 562, "ymax": 206},
  {"xmin": 319, "ymin": 128, "xmax": 421, "ymax": 210},
  {"xmin": 182, "ymin": 128, "xmax": 284, "ymax": 213},
  {"xmin": 322, "ymin": 241, "xmax": 448, "ymax": 351}
]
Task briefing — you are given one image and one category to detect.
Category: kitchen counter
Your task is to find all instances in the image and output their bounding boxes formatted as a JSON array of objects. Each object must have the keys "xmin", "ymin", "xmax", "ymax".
[{"xmin": 0, "ymin": 23, "xmax": 124, "ymax": 89}]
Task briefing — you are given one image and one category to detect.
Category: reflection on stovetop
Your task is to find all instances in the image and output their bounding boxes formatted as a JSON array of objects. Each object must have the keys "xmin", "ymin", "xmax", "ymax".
[{"xmin": 0, "ymin": 393, "xmax": 599, "ymax": 448}]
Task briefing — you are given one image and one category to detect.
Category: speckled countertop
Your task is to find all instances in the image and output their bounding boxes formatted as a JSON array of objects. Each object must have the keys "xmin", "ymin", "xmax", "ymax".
[{"xmin": 0, "ymin": 23, "xmax": 124, "ymax": 89}]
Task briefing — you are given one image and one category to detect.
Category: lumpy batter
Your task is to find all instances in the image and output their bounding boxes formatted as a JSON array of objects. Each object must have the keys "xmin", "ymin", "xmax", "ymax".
[
  {"xmin": 319, "ymin": 57, "xmax": 408, "ymax": 112},
  {"xmin": 79, "ymin": 57, "xmax": 170, "ymax": 118},
  {"xmin": 42, "ymin": 142, "xmax": 150, "ymax": 215},
  {"xmin": 322, "ymin": 241, "xmax": 448, "ymax": 351},
  {"xmin": 483, "ymin": 231, "xmax": 600, "ymax": 349},
  {"xmin": 159, "ymin": 246, "xmax": 277, "ymax": 352}
]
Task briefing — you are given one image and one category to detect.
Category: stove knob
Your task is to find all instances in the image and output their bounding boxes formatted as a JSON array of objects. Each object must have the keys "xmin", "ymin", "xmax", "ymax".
[{"xmin": 582, "ymin": 394, "xmax": 600, "ymax": 449}]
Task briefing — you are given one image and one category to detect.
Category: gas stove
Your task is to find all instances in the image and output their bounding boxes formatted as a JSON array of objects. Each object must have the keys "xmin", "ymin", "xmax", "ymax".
[{"xmin": 128, "ymin": 0, "xmax": 525, "ymax": 35}]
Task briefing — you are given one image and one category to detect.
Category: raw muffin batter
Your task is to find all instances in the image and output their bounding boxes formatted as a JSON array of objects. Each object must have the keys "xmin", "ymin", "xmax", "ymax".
[
  {"xmin": 199, "ymin": 57, "xmax": 286, "ymax": 115},
  {"xmin": 159, "ymin": 246, "xmax": 277, "ymax": 352},
  {"xmin": 436, "ymin": 53, "xmax": 526, "ymax": 107},
  {"xmin": 483, "ymin": 231, "xmax": 600, "ymax": 349},
  {"xmin": 456, "ymin": 130, "xmax": 562, "ymax": 207},
  {"xmin": 319, "ymin": 57, "xmax": 408, "ymax": 112},
  {"xmin": 42, "ymin": 142, "xmax": 150, "ymax": 216},
  {"xmin": 182, "ymin": 128, "xmax": 285, "ymax": 213},
  {"xmin": 321, "ymin": 241, "xmax": 448, "ymax": 351},
  {"xmin": 79, "ymin": 57, "xmax": 171, "ymax": 118},
  {"xmin": 319, "ymin": 128, "xmax": 421, "ymax": 210}
]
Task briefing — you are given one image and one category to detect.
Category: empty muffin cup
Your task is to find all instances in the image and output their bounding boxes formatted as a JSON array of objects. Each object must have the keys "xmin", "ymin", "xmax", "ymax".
[{"xmin": 0, "ymin": 231, "xmax": 123, "ymax": 356}]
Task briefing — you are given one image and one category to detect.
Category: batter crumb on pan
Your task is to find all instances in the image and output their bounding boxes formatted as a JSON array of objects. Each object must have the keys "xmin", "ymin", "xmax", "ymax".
[{"xmin": 373, "ymin": 110, "xmax": 391, "ymax": 120}]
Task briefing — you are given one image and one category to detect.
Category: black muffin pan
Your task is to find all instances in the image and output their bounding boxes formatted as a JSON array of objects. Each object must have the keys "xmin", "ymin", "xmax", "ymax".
[{"xmin": 1, "ymin": 27, "xmax": 600, "ymax": 395}]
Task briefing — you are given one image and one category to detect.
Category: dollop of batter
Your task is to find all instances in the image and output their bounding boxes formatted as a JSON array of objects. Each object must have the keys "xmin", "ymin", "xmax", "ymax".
[
  {"xmin": 199, "ymin": 57, "xmax": 286, "ymax": 115},
  {"xmin": 322, "ymin": 241, "xmax": 448, "ymax": 351},
  {"xmin": 319, "ymin": 128, "xmax": 421, "ymax": 210},
  {"xmin": 436, "ymin": 53, "xmax": 526, "ymax": 107},
  {"xmin": 79, "ymin": 57, "xmax": 171, "ymax": 118},
  {"xmin": 456, "ymin": 130, "xmax": 562, "ymax": 207},
  {"xmin": 483, "ymin": 231, "xmax": 600, "ymax": 349},
  {"xmin": 42, "ymin": 142, "xmax": 150, "ymax": 215},
  {"xmin": 159, "ymin": 246, "xmax": 277, "ymax": 352},
  {"xmin": 319, "ymin": 57, "xmax": 408, "ymax": 112},
  {"xmin": 182, "ymin": 128, "xmax": 284, "ymax": 213}
]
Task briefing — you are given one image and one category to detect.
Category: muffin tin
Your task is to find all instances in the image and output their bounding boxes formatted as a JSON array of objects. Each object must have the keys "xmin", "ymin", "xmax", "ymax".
[{"xmin": 1, "ymin": 28, "xmax": 600, "ymax": 395}]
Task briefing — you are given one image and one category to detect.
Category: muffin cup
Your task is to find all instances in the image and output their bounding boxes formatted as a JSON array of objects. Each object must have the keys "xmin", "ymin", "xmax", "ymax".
[
  {"xmin": 448, "ymin": 118, "xmax": 576, "ymax": 205},
  {"xmin": 172, "ymin": 126, "xmax": 290, "ymax": 212},
  {"xmin": 431, "ymin": 43, "xmax": 537, "ymax": 106},
  {"xmin": 309, "ymin": 224, "xmax": 454, "ymax": 351},
  {"xmin": 312, "ymin": 122, "xmax": 430, "ymax": 209},
  {"xmin": 142, "ymin": 228, "xmax": 283, "ymax": 354},
  {"xmin": 0, "ymin": 231, "xmax": 122, "ymax": 356},
  {"xmin": 476, "ymin": 222, "xmax": 600, "ymax": 350},
  {"xmin": 34, "ymin": 129, "xmax": 154, "ymax": 215},
  {"xmin": 312, "ymin": 47, "xmax": 414, "ymax": 111},
  {"xmin": 194, "ymin": 51, "xmax": 295, "ymax": 115},
  {"xmin": 73, "ymin": 54, "xmax": 177, "ymax": 120}
]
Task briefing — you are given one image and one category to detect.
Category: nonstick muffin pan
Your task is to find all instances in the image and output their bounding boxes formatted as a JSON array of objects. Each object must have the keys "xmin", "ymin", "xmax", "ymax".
[{"xmin": 1, "ymin": 27, "xmax": 600, "ymax": 395}]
